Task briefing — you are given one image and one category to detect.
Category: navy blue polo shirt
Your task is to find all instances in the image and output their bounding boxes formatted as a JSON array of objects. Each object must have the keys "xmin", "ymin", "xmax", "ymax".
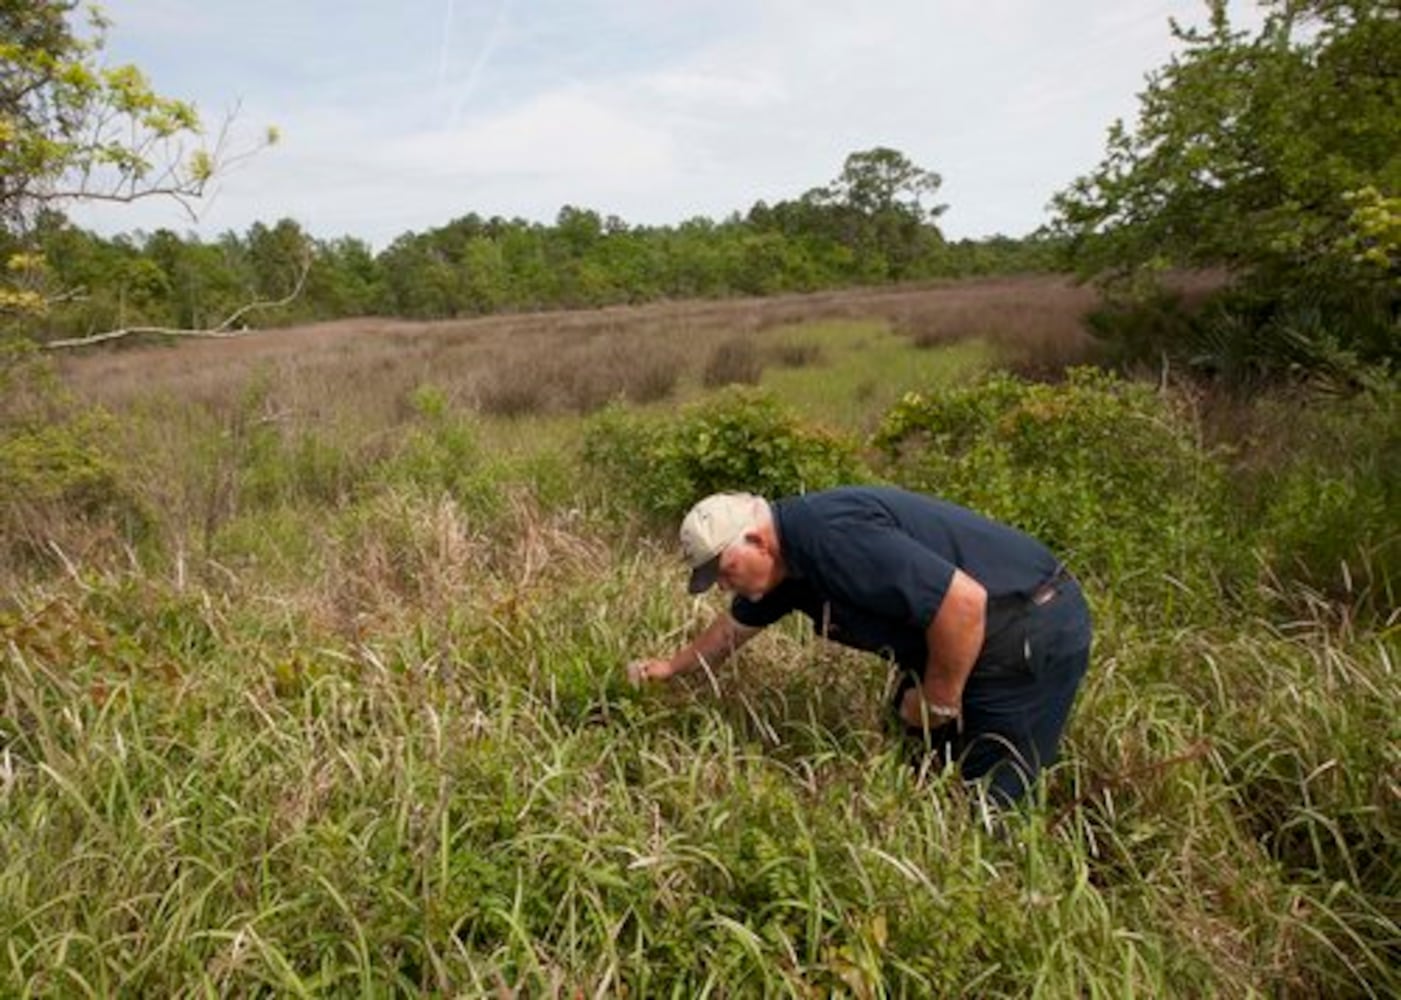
[{"xmin": 730, "ymin": 486, "xmax": 1060, "ymax": 670}]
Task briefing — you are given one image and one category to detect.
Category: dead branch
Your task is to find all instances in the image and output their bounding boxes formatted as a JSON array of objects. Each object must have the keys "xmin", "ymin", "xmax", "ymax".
[{"xmin": 41, "ymin": 249, "xmax": 312, "ymax": 351}]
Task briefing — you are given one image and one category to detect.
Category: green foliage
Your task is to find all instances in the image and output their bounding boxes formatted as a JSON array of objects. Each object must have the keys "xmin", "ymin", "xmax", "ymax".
[
  {"xmin": 0, "ymin": 409, "xmax": 120, "ymax": 508},
  {"xmin": 1248, "ymin": 388, "xmax": 1399, "ymax": 611},
  {"xmin": 1087, "ymin": 278, "xmax": 1398, "ymax": 388},
  {"xmin": 1, "ymin": 541, "xmax": 1395, "ymax": 995},
  {"xmin": 583, "ymin": 388, "xmax": 870, "ymax": 520},
  {"xmin": 1083, "ymin": 281, "xmax": 1199, "ymax": 366},
  {"xmin": 381, "ymin": 385, "xmax": 500, "ymax": 515},
  {"xmin": 3, "ymin": 314, "xmax": 1400, "ymax": 993},
  {"xmin": 0, "ymin": 4, "xmax": 280, "ymax": 340},
  {"xmin": 20, "ymin": 147, "xmax": 1061, "ymax": 337},
  {"xmin": 238, "ymin": 424, "xmax": 364, "ymax": 510},
  {"xmin": 1053, "ymin": 0, "xmax": 1401, "ymax": 377},
  {"xmin": 0, "ymin": 2, "xmax": 208, "ymax": 232},
  {"xmin": 744, "ymin": 147, "xmax": 949, "ymax": 285},
  {"xmin": 0, "ymin": 337, "xmax": 147, "ymax": 567},
  {"xmin": 0, "ymin": 2, "xmax": 245, "ymax": 330},
  {"xmin": 873, "ymin": 369, "xmax": 1237, "ymax": 610}
]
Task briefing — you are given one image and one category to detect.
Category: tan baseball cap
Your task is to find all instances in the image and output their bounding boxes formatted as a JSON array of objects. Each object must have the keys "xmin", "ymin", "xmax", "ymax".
[{"xmin": 679, "ymin": 492, "xmax": 761, "ymax": 594}]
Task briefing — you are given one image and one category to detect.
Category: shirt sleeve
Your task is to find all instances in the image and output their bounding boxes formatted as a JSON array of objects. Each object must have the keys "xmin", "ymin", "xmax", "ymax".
[
  {"xmin": 817, "ymin": 523, "xmax": 957, "ymax": 628},
  {"xmin": 730, "ymin": 578, "xmax": 801, "ymax": 628}
]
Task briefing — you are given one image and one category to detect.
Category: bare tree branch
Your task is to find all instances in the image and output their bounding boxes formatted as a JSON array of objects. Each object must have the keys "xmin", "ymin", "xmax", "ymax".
[
  {"xmin": 32, "ymin": 103, "xmax": 271, "ymax": 225},
  {"xmin": 41, "ymin": 249, "xmax": 312, "ymax": 350}
]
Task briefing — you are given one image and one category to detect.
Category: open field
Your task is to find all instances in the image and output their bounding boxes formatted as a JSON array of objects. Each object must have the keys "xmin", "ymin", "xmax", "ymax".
[
  {"xmin": 4, "ymin": 275, "xmax": 1397, "ymax": 996},
  {"xmin": 54, "ymin": 275, "xmax": 1097, "ymax": 419}
]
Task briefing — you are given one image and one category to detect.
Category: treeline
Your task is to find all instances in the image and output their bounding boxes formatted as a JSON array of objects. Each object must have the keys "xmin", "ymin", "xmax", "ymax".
[{"xmin": 24, "ymin": 148, "xmax": 1060, "ymax": 339}]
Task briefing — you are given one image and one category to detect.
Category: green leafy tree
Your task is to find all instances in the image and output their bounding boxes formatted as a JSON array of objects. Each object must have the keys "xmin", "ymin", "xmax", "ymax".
[
  {"xmin": 1, "ymin": 0, "xmax": 275, "ymax": 331},
  {"xmin": 755, "ymin": 147, "xmax": 947, "ymax": 282},
  {"xmin": 825, "ymin": 146, "xmax": 947, "ymax": 225},
  {"xmin": 1051, "ymin": 0, "xmax": 1399, "ymax": 376},
  {"xmin": 245, "ymin": 219, "xmax": 311, "ymax": 310},
  {"xmin": 460, "ymin": 234, "xmax": 508, "ymax": 314},
  {"xmin": 311, "ymin": 235, "xmax": 380, "ymax": 316}
]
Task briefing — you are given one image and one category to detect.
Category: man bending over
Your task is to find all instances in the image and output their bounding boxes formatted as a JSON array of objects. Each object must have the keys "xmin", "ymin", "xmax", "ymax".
[{"xmin": 627, "ymin": 486, "xmax": 1092, "ymax": 805}]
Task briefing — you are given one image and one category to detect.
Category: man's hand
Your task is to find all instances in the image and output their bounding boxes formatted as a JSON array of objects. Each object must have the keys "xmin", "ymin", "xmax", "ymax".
[
  {"xmin": 626, "ymin": 615, "xmax": 760, "ymax": 689},
  {"xmin": 626, "ymin": 658, "xmax": 672, "ymax": 688}
]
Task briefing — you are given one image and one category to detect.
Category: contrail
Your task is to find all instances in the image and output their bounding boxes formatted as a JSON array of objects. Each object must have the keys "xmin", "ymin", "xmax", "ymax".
[
  {"xmin": 435, "ymin": 0, "xmax": 457, "ymax": 113},
  {"xmin": 449, "ymin": 0, "xmax": 516, "ymax": 127}
]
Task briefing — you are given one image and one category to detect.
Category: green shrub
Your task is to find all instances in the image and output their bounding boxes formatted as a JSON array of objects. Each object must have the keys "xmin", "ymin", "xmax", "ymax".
[
  {"xmin": 1, "ymin": 412, "xmax": 124, "ymax": 512},
  {"xmin": 211, "ymin": 507, "xmax": 326, "ymax": 580},
  {"xmin": 236, "ymin": 425, "xmax": 366, "ymax": 510},
  {"xmin": 583, "ymin": 387, "xmax": 870, "ymax": 520},
  {"xmin": 381, "ymin": 386, "xmax": 500, "ymax": 516},
  {"xmin": 1087, "ymin": 279, "xmax": 1397, "ymax": 387},
  {"xmin": 1084, "ymin": 285, "xmax": 1198, "ymax": 367},
  {"xmin": 1248, "ymin": 388, "xmax": 1399, "ymax": 614},
  {"xmin": 0, "ymin": 339, "xmax": 151, "ymax": 572},
  {"xmin": 873, "ymin": 368, "xmax": 1237, "ymax": 613}
]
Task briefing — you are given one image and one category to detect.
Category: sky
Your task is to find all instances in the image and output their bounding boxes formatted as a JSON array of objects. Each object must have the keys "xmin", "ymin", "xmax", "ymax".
[{"xmin": 68, "ymin": 0, "xmax": 1265, "ymax": 249}]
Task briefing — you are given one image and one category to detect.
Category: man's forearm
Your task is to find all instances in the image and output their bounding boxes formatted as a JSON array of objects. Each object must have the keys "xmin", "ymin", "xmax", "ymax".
[
  {"xmin": 664, "ymin": 614, "xmax": 756, "ymax": 678},
  {"xmin": 920, "ymin": 569, "xmax": 987, "ymax": 710}
]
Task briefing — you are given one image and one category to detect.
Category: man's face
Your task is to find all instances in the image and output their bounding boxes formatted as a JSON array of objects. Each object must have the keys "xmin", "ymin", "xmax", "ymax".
[{"xmin": 715, "ymin": 534, "xmax": 776, "ymax": 601}]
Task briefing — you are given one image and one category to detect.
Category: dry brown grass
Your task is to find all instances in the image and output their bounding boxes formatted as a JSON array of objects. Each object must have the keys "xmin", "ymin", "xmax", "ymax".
[
  {"xmin": 702, "ymin": 336, "xmax": 764, "ymax": 387},
  {"xmin": 767, "ymin": 340, "xmax": 824, "ymax": 368},
  {"xmin": 55, "ymin": 276, "xmax": 1104, "ymax": 422}
]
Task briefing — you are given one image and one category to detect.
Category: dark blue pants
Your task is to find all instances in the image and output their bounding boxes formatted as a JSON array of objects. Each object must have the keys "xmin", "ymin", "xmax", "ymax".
[{"xmin": 897, "ymin": 579, "xmax": 1092, "ymax": 805}]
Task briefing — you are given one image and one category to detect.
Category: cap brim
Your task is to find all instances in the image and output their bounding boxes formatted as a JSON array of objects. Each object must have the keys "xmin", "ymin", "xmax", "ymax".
[{"xmin": 687, "ymin": 556, "xmax": 720, "ymax": 594}]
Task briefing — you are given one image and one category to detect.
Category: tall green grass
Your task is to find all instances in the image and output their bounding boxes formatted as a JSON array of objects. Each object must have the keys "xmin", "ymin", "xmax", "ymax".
[
  {"xmin": 1, "ymin": 320, "xmax": 1397, "ymax": 995},
  {"xmin": 3, "ymin": 547, "xmax": 1395, "ymax": 995}
]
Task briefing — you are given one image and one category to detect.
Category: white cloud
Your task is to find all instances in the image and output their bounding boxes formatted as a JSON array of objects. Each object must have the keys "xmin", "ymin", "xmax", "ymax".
[
  {"xmin": 68, "ymin": 0, "xmax": 1267, "ymax": 246},
  {"xmin": 641, "ymin": 71, "xmax": 786, "ymax": 111},
  {"xmin": 382, "ymin": 89, "xmax": 677, "ymax": 180}
]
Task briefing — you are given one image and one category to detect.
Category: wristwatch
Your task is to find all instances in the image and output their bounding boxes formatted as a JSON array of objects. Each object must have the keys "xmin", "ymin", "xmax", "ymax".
[{"xmin": 908, "ymin": 690, "xmax": 960, "ymax": 720}]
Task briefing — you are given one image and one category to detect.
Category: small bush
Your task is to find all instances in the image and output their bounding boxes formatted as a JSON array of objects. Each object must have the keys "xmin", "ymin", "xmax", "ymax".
[
  {"xmin": 620, "ymin": 353, "xmax": 682, "ymax": 403},
  {"xmin": 1190, "ymin": 287, "xmax": 1396, "ymax": 389},
  {"xmin": 1247, "ymin": 388, "xmax": 1399, "ymax": 614},
  {"xmin": 236, "ymin": 425, "xmax": 366, "ymax": 510},
  {"xmin": 703, "ymin": 336, "xmax": 764, "ymax": 387},
  {"xmin": 583, "ymin": 387, "xmax": 870, "ymax": 520},
  {"xmin": 1084, "ymin": 286, "xmax": 1197, "ymax": 367},
  {"xmin": 873, "ymin": 368, "xmax": 1237, "ymax": 613},
  {"xmin": 0, "ymin": 411, "xmax": 150, "ymax": 569},
  {"xmin": 382, "ymin": 390, "xmax": 500, "ymax": 516},
  {"xmin": 0, "ymin": 339, "xmax": 151, "ymax": 574},
  {"xmin": 910, "ymin": 327, "xmax": 954, "ymax": 350},
  {"xmin": 768, "ymin": 341, "xmax": 824, "ymax": 368},
  {"xmin": 477, "ymin": 361, "xmax": 549, "ymax": 417},
  {"xmin": 478, "ymin": 349, "xmax": 681, "ymax": 416}
]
